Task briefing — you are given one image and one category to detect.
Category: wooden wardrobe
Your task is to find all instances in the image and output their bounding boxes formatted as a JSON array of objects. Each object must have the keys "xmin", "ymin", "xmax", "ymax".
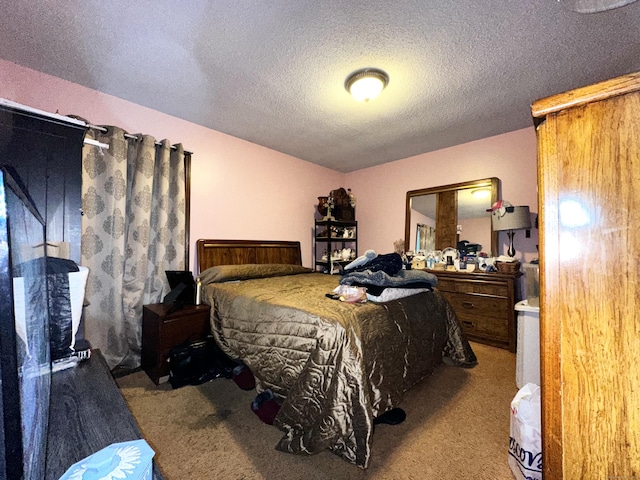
[{"xmin": 532, "ymin": 72, "xmax": 640, "ymax": 478}]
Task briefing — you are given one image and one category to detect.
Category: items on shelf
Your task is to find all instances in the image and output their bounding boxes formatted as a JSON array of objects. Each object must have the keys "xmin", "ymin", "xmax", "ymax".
[
  {"xmin": 316, "ymin": 187, "xmax": 356, "ymax": 221},
  {"xmin": 314, "ymin": 218, "xmax": 358, "ymax": 274}
]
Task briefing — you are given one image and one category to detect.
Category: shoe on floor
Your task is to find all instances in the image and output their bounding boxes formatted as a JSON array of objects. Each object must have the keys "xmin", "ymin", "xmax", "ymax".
[{"xmin": 373, "ymin": 407, "xmax": 406, "ymax": 426}]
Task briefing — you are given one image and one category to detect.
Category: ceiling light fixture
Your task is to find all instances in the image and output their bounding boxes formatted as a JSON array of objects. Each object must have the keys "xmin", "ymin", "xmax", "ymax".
[
  {"xmin": 345, "ymin": 68, "xmax": 389, "ymax": 102},
  {"xmin": 471, "ymin": 188, "xmax": 491, "ymax": 199},
  {"xmin": 558, "ymin": 0, "xmax": 638, "ymax": 12}
]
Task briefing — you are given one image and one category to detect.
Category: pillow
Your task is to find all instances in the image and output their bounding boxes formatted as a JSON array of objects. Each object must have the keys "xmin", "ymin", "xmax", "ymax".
[{"xmin": 199, "ymin": 263, "xmax": 313, "ymax": 284}]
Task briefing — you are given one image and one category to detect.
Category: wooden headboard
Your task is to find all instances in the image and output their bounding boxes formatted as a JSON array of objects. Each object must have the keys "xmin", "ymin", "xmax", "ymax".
[{"xmin": 195, "ymin": 239, "xmax": 302, "ymax": 275}]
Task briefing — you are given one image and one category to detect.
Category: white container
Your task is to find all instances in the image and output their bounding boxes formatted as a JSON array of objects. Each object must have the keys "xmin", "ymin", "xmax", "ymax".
[
  {"xmin": 522, "ymin": 263, "xmax": 539, "ymax": 307},
  {"xmin": 515, "ymin": 300, "xmax": 540, "ymax": 389},
  {"xmin": 59, "ymin": 440, "xmax": 155, "ymax": 480}
]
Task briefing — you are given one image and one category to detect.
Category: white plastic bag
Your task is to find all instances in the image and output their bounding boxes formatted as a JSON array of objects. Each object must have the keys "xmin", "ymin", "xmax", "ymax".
[{"xmin": 508, "ymin": 382, "xmax": 542, "ymax": 480}]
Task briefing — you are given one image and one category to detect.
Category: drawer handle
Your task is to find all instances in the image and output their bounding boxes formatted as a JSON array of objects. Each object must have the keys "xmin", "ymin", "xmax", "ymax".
[
  {"xmin": 461, "ymin": 301, "xmax": 475, "ymax": 309},
  {"xmin": 462, "ymin": 320, "xmax": 474, "ymax": 328}
]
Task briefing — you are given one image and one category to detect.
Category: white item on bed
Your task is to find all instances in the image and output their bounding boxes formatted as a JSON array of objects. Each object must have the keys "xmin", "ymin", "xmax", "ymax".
[
  {"xmin": 366, "ymin": 287, "xmax": 430, "ymax": 303},
  {"xmin": 344, "ymin": 249, "xmax": 377, "ymax": 270}
]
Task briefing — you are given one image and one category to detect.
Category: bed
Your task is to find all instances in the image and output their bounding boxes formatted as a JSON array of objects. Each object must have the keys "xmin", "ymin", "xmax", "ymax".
[{"xmin": 196, "ymin": 239, "xmax": 477, "ymax": 468}]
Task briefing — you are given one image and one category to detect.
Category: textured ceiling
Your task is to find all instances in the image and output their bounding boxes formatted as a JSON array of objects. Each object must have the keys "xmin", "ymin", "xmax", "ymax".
[{"xmin": 1, "ymin": 1, "xmax": 639, "ymax": 172}]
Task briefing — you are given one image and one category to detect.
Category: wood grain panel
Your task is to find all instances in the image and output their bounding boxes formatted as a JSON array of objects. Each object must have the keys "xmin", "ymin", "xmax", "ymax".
[
  {"xmin": 532, "ymin": 71, "xmax": 640, "ymax": 120},
  {"xmin": 536, "ymin": 113, "xmax": 565, "ymax": 479},
  {"xmin": 534, "ymin": 73, "xmax": 640, "ymax": 479},
  {"xmin": 196, "ymin": 239, "xmax": 302, "ymax": 274},
  {"xmin": 46, "ymin": 351, "xmax": 164, "ymax": 479},
  {"xmin": 435, "ymin": 190, "xmax": 458, "ymax": 249}
]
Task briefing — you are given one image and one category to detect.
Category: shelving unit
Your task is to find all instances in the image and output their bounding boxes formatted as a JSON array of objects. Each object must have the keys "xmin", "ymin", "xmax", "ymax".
[{"xmin": 314, "ymin": 219, "xmax": 358, "ymax": 274}]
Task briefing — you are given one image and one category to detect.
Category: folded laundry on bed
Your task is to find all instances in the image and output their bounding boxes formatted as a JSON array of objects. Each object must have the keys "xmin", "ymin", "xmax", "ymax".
[
  {"xmin": 362, "ymin": 283, "xmax": 434, "ymax": 298},
  {"xmin": 365, "ymin": 287, "xmax": 431, "ymax": 303},
  {"xmin": 344, "ymin": 249, "xmax": 377, "ymax": 270},
  {"xmin": 343, "ymin": 252, "xmax": 404, "ymax": 276},
  {"xmin": 340, "ymin": 268, "xmax": 438, "ymax": 292}
]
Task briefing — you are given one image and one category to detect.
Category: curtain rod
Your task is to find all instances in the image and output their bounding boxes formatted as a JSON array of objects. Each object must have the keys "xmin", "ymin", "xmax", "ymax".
[
  {"xmin": 84, "ymin": 138, "xmax": 109, "ymax": 149},
  {"xmin": 87, "ymin": 124, "xmax": 193, "ymax": 155}
]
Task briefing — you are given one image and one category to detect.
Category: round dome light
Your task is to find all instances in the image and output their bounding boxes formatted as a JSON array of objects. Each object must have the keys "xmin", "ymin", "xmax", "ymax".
[{"xmin": 345, "ymin": 68, "xmax": 389, "ymax": 102}]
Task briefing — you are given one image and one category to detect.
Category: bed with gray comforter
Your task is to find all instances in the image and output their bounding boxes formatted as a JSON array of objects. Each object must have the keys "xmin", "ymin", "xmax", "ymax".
[{"xmin": 201, "ymin": 263, "xmax": 476, "ymax": 468}]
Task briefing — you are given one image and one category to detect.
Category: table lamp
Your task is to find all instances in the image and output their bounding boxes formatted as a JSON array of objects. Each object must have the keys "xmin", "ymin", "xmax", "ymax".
[{"xmin": 491, "ymin": 206, "xmax": 532, "ymax": 257}]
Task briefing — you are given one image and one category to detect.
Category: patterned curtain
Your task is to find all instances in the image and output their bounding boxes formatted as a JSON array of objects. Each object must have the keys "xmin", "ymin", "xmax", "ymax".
[
  {"xmin": 81, "ymin": 125, "xmax": 187, "ymax": 369},
  {"xmin": 416, "ymin": 223, "xmax": 435, "ymax": 252}
]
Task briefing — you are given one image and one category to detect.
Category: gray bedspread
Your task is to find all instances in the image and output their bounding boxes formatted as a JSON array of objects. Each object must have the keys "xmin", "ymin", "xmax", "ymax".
[{"xmin": 202, "ymin": 269, "xmax": 476, "ymax": 468}]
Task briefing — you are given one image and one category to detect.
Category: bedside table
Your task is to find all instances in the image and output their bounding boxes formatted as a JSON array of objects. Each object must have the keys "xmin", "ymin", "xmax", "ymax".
[{"xmin": 142, "ymin": 303, "xmax": 211, "ymax": 384}]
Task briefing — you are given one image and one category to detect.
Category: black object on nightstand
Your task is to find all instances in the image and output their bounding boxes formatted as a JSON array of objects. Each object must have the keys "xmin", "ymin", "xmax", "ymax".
[{"xmin": 142, "ymin": 303, "xmax": 211, "ymax": 385}]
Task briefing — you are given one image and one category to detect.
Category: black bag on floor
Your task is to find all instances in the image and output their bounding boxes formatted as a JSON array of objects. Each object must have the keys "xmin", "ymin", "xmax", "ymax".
[{"xmin": 167, "ymin": 336, "xmax": 238, "ymax": 389}]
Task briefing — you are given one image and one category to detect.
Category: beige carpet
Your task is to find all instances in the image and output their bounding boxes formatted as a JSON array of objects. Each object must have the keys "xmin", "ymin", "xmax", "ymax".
[{"xmin": 117, "ymin": 342, "xmax": 518, "ymax": 479}]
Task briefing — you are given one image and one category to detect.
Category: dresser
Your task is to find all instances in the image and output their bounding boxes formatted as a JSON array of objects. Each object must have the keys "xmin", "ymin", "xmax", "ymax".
[
  {"xmin": 532, "ymin": 71, "xmax": 640, "ymax": 478},
  {"xmin": 432, "ymin": 270, "xmax": 521, "ymax": 352}
]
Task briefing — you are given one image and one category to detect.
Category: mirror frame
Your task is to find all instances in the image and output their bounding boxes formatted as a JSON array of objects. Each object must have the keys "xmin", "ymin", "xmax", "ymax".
[{"xmin": 404, "ymin": 177, "xmax": 500, "ymax": 255}]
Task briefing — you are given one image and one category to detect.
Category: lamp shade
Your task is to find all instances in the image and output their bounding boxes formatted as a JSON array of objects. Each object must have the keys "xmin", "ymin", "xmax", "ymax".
[{"xmin": 492, "ymin": 206, "xmax": 532, "ymax": 232}]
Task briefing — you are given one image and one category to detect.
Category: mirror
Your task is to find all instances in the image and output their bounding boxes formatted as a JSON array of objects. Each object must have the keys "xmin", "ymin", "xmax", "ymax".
[{"xmin": 404, "ymin": 177, "xmax": 500, "ymax": 255}]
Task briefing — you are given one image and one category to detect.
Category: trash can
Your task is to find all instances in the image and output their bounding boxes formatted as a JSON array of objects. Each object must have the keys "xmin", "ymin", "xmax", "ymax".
[{"xmin": 515, "ymin": 300, "xmax": 540, "ymax": 389}]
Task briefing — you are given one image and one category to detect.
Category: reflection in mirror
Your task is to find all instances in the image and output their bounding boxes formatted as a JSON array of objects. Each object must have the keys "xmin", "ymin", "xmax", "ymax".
[{"xmin": 405, "ymin": 178, "xmax": 500, "ymax": 256}]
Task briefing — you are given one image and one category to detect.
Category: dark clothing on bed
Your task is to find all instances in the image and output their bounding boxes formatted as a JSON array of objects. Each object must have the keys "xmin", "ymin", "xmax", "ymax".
[
  {"xmin": 342, "ymin": 252, "xmax": 404, "ymax": 276},
  {"xmin": 340, "ymin": 268, "xmax": 438, "ymax": 296}
]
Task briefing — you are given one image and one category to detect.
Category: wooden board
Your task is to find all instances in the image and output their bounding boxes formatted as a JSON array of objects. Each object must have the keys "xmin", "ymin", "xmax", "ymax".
[
  {"xmin": 46, "ymin": 351, "xmax": 165, "ymax": 479},
  {"xmin": 196, "ymin": 239, "xmax": 302, "ymax": 275},
  {"xmin": 533, "ymin": 71, "xmax": 640, "ymax": 479}
]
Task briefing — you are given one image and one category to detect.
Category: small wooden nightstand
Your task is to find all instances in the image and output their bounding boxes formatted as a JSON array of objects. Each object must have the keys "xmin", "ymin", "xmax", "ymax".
[{"xmin": 142, "ymin": 303, "xmax": 211, "ymax": 384}]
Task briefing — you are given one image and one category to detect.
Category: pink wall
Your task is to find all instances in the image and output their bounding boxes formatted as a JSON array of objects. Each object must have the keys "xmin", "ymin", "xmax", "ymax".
[
  {"xmin": 346, "ymin": 128, "xmax": 539, "ymax": 264},
  {"xmin": 1, "ymin": 59, "xmax": 539, "ymax": 270},
  {"xmin": 0, "ymin": 60, "xmax": 343, "ymax": 268}
]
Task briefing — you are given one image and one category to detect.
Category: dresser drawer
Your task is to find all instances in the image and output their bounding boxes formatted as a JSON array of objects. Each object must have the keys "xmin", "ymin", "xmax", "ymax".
[
  {"xmin": 455, "ymin": 309, "xmax": 509, "ymax": 342},
  {"xmin": 437, "ymin": 278, "xmax": 507, "ymax": 297},
  {"xmin": 443, "ymin": 292, "xmax": 510, "ymax": 317},
  {"xmin": 159, "ymin": 310, "xmax": 210, "ymax": 350},
  {"xmin": 439, "ymin": 290, "xmax": 510, "ymax": 346}
]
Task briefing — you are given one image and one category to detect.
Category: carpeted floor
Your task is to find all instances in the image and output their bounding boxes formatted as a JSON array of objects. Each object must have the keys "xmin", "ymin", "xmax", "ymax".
[{"xmin": 116, "ymin": 342, "xmax": 518, "ymax": 479}]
